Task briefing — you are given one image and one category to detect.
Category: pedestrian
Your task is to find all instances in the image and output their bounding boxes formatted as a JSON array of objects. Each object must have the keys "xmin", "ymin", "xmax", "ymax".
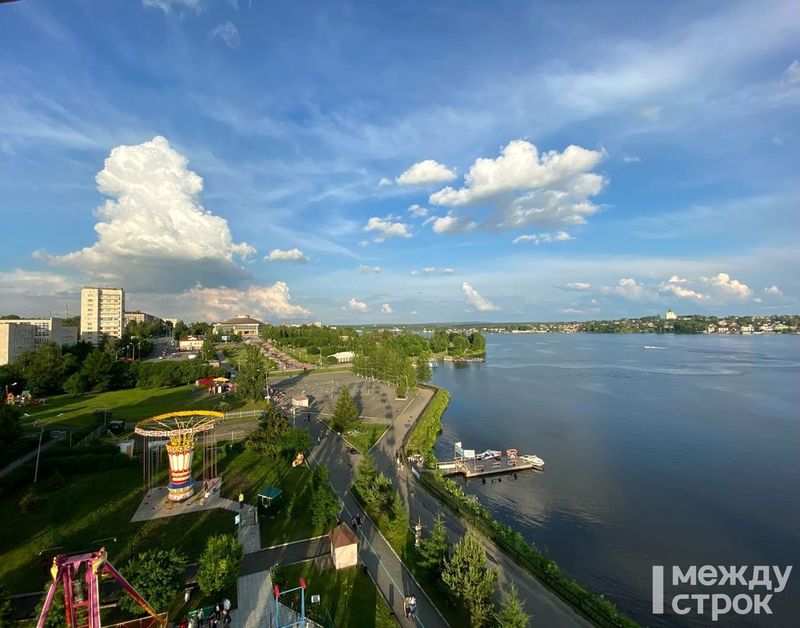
[
  {"xmin": 317, "ymin": 435, "xmax": 321, "ymax": 446},
  {"xmin": 351, "ymin": 516, "xmax": 358, "ymax": 531},
  {"xmin": 409, "ymin": 594, "xmax": 417, "ymax": 619},
  {"xmin": 238, "ymin": 492, "xmax": 244, "ymax": 510},
  {"xmin": 355, "ymin": 513, "xmax": 363, "ymax": 529},
  {"xmin": 403, "ymin": 596, "xmax": 411, "ymax": 619}
]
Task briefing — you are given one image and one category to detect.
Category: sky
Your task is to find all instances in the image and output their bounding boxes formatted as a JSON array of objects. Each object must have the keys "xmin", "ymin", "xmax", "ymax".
[{"xmin": 0, "ymin": 0, "xmax": 798, "ymax": 324}]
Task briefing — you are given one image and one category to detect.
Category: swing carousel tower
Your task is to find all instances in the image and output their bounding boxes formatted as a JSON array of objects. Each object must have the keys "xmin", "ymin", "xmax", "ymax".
[{"xmin": 135, "ymin": 411, "xmax": 223, "ymax": 502}]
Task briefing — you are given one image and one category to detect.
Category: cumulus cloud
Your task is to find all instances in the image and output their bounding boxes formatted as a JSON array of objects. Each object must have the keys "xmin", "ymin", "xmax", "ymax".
[
  {"xmin": 211, "ymin": 21, "xmax": 240, "ymax": 48},
  {"xmin": 562, "ymin": 282, "xmax": 591, "ymax": 291},
  {"xmin": 639, "ymin": 105, "xmax": 662, "ymax": 121},
  {"xmin": 363, "ymin": 216, "xmax": 411, "ymax": 242},
  {"xmin": 782, "ymin": 60, "xmax": 800, "ymax": 85},
  {"xmin": 38, "ymin": 136, "xmax": 255, "ymax": 292},
  {"xmin": 601, "ymin": 278, "xmax": 645, "ymax": 300},
  {"xmin": 431, "ymin": 213, "xmax": 476, "ymax": 234},
  {"xmin": 409, "ymin": 270, "xmax": 419, "ymax": 276},
  {"xmin": 764, "ymin": 285, "xmax": 783, "ymax": 296},
  {"xmin": 380, "ymin": 303, "xmax": 393, "ymax": 314},
  {"xmin": 358, "ymin": 265, "xmax": 381, "ymax": 273},
  {"xmin": 462, "ymin": 282, "xmax": 499, "ymax": 312},
  {"xmin": 430, "ymin": 140, "xmax": 605, "ymax": 231},
  {"xmin": 396, "ymin": 159, "xmax": 457, "ymax": 186},
  {"xmin": 265, "ymin": 248, "xmax": 308, "ymax": 263},
  {"xmin": 702, "ymin": 273, "xmax": 752, "ymax": 299},
  {"xmin": 183, "ymin": 282, "xmax": 310, "ymax": 320},
  {"xmin": 345, "ymin": 298, "xmax": 370, "ymax": 313},
  {"xmin": 378, "ymin": 177, "xmax": 392, "ymax": 187},
  {"xmin": 408, "ymin": 204, "xmax": 428, "ymax": 218},
  {"xmin": 0, "ymin": 269, "xmax": 77, "ymax": 297},
  {"xmin": 659, "ymin": 275, "xmax": 709, "ymax": 300},
  {"xmin": 441, "ymin": 268, "xmax": 455, "ymax": 275},
  {"xmin": 512, "ymin": 231, "xmax": 573, "ymax": 245}
]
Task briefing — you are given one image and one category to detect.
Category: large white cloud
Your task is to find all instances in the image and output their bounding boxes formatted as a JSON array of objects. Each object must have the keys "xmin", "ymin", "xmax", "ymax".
[
  {"xmin": 462, "ymin": 282, "xmax": 499, "ymax": 312},
  {"xmin": 345, "ymin": 298, "xmax": 370, "ymax": 312},
  {"xmin": 396, "ymin": 159, "xmax": 457, "ymax": 186},
  {"xmin": 380, "ymin": 303, "xmax": 393, "ymax": 314},
  {"xmin": 702, "ymin": 272, "xmax": 752, "ymax": 299},
  {"xmin": 659, "ymin": 275, "xmax": 709, "ymax": 300},
  {"xmin": 601, "ymin": 278, "xmax": 645, "ymax": 300},
  {"xmin": 363, "ymin": 216, "xmax": 411, "ymax": 242},
  {"xmin": 265, "ymin": 248, "xmax": 308, "ymax": 263},
  {"xmin": 39, "ymin": 136, "xmax": 255, "ymax": 291},
  {"xmin": 764, "ymin": 285, "xmax": 783, "ymax": 296},
  {"xmin": 562, "ymin": 282, "xmax": 591, "ymax": 291},
  {"xmin": 181, "ymin": 282, "xmax": 310, "ymax": 321},
  {"xmin": 429, "ymin": 140, "xmax": 605, "ymax": 231},
  {"xmin": 431, "ymin": 213, "xmax": 476, "ymax": 234}
]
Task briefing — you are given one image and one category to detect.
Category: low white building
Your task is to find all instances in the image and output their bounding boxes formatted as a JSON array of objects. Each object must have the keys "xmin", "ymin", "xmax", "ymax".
[
  {"xmin": 2, "ymin": 317, "xmax": 77, "ymax": 348},
  {"xmin": 179, "ymin": 336, "xmax": 205, "ymax": 351},
  {"xmin": 329, "ymin": 351, "xmax": 355, "ymax": 363}
]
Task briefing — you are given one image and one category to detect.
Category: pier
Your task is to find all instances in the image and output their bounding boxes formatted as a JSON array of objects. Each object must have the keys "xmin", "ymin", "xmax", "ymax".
[{"xmin": 438, "ymin": 458, "xmax": 541, "ymax": 478}]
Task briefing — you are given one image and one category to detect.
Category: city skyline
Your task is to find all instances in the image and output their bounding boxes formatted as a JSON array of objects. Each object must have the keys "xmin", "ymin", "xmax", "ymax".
[{"xmin": 1, "ymin": 0, "xmax": 798, "ymax": 323}]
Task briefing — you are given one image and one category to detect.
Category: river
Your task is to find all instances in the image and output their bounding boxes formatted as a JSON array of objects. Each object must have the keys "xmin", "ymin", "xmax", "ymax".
[{"xmin": 430, "ymin": 333, "xmax": 800, "ymax": 626}]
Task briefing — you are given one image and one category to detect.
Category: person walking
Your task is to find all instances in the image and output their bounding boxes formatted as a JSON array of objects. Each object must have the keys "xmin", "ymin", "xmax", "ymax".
[
  {"xmin": 238, "ymin": 492, "xmax": 244, "ymax": 510},
  {"xmin": 409, "ymin": 594, "xmax": 417, "ymax": 619}
]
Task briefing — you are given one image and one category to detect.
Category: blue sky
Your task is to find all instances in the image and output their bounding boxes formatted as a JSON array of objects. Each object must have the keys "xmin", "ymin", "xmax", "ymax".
[{"xmin": 1, "ymin": 0, "xmax": 798, "ymax": 323}]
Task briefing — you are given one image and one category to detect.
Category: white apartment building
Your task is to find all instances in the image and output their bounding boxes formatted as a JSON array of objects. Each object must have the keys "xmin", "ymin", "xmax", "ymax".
[
  {"xmin": 3, "ymin": 318, "xmax": 78, "ymax": 348},
  {"xmin": 0, "ymin": 322, "xmax": 36, "ymax": 366},
  {"xmin": 124, "ymin": 310, "xmax": 159, "ymax": 326},
  {"xmin": 80, "ymin": 287, "xmax": 125, "ymax": 344}
]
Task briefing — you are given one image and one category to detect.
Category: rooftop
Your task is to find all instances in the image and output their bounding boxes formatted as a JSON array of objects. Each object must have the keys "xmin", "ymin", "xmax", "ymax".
[{"xmin": 218, "ymin": 315, "xmax": 264, "ymax": 325}]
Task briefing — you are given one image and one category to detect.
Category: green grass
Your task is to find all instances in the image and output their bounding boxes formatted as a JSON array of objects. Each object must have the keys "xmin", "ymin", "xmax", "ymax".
[
  {"xmin": 217, "ymin": 449, "xmax": 336, "ymax": 547},
  {"xmin": 0, "ymin": 465, "xmax": 235, "ymax": 594},
  {"xmin": 325, "ymin": 421, "xmax": 390, "ymax": 455},
  {"xmin": 274, "ymin": 561, "xmax": 395, "ymax": 628},
  {"xmin": 19, "ymin": 386, "xmax": 266, "ymax": 431}
]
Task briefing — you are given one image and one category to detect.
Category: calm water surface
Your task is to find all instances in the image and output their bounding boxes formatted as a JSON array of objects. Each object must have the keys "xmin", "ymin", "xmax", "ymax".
[{"xmin": 431, "ymin": 334, "xmax": 800, "ymax": 626}]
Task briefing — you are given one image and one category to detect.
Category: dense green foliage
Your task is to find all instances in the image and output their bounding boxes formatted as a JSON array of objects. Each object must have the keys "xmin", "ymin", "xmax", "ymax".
[
  {"xmin": 442, "ymin": 531, "xmax": 497, "ymax": 626},
  {"xmin": 352, "ymin": 455, "xmax": 401, "ymax": 519},
  {"xmin": 118, "ymin": 548, "xmax": 187, "ymax": 614},
  {"xmin": 310, "ymin": 465, "xmax": 340, "ymax": 528},
  {"xmin": 197, "ymin": 534, "xmax": 242, "ymax": 595},
  {"xmin": 247, "ymin": 407, "xmax": 309, "ymax": 460},
  {"xmin": 33, "ymin": 582, "xmax": 66, "ymax": 628},
  {"xmin": 0, "ymin": 405, "xmax": 22, "ymax": 458},
  {"xmin": 132, "ymin": 360, "xmax": 225, "ymax": 389},
  {"xmin": 331, "ymin": 386, "xmax": 359, "ymax": 432},
  {"xmin": 236, "ymin": 344, "xmax": 268, "ymax": 402},
  {"xmin": 495, "ymin": 583, "xmax": 530, "ymax": 627},
  {"xmin": 404, "ymin": 386, "xmax": 450, "ymax": 466},
  {"xmin": 418, "ymin": 513, "xmax": 449, "ymax": 573}
]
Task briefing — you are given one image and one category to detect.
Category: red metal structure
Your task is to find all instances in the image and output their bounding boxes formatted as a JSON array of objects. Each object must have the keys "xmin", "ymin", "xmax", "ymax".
[{"xmin": 37, "ymin": 548, "xmax": 166, "ymax": 628}]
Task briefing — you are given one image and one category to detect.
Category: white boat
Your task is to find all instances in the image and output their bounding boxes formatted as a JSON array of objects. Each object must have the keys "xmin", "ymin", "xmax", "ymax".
[
  {"xmin": 476, "ymin": 449, "xmax": 502, "ymax": 461},
  {"xmin": 520, "ymin": 454, "xmax": 545, "ymax": 467}
]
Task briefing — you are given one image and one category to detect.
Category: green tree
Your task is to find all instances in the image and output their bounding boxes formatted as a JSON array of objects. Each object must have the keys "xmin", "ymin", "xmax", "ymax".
[
  {"xmin": 449, "ymin": 334, "xmax": 469, "ymax": 357},
  {"xmin": 312, "ymin": 464, "xmax": 329, "ymax": 491},
  {"xmin": 469, "ymin": 332, "xmax": 486, "ymax": 353},
  {"xmin": 430, "ymin": 329, "xmax": 449, "ymax": 353},
  {"xmin": 415, "ymin": 354, "xmax": 432, "ymax": 384},
  {"xmin": 495, "ymin": 582, "xmax": 530, "ymax": 627},
  {"xmin": 418, "ymin": 513, "xmax": 449, "ymax": 574},
  {"xmin": 33, "ymin": 582, "xmax": 66, "ymax": 628},
  {"xmin": 331, "ymin": 386, "xmax": 359, "ymax": 432},
  {"xmin": 280, "ymin": 427, "xmax": 310, "ymax": 461},
  {"xmin": 0, "ymin": 405, "xmax": 21, "ymax": 457},
  {"xmin": 63, "ymin": 372, "xmax": 90, "ymax": 395},
  {"xmin": 199, "ymin": 337, "xmax": 216, "ymax": 362},
  {"xmin": 79, "ymin": 349, "xmax": 117, "ymax": 392},
  {"xmin": 247, "ymin": 408, "xmax": 290, "ymax": 458},
  {"xmin": 172, "ymin": 320, "xmax": 188, "ymax": 341},
  {"xmin": 236, "ymin": 345, "xmax": 267, "ymax": 402},
  {"xmin": 442, "ymin": 531, "xmax": 498, "ymax": 626},
  {"xmin": 310, "ymin": 482, "xmax": 340, "ymax": 528},
  {"xmin": 18, "ymin": 342, "xmax": 67, "ymax": 396},
  {"xmin": 118, "ymin": 548, "xmax": 186, "ymax": 614},
  {"xmin": 197, "ymin": 534, "xmax": 243, "ymax": 595}
]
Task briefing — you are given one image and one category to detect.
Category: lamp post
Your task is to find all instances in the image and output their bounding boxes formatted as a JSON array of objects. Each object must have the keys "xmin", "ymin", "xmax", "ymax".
[{"xmin": 33, "ymin": 420, "xmax": 45, "ymax": 483}]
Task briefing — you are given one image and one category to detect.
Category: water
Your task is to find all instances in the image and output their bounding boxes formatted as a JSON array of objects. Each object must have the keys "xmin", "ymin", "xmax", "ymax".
[{"xmin": 431, "ymin": 334, "xmax": 800, "ymax": 626}]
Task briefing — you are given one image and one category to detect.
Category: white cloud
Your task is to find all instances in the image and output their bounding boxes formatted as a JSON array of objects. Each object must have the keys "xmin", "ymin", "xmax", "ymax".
[
  {"xmin": 0, "ymin": 269, "xmax": 77, "ymax": 297},
  {"xmin": 764, "ymin": 285, "xmax": 783, "ymax": 296},
  {"xmin": 211, "ymin": 21, "xmax": 240, "ymax": 48},
  {"xmin": 430, "ymin": 140, "xmax": 605, "ymax": 231},
  {"xmin": 623, "ymin": 155, "xmax": 642, "ymax": 163},
  {"xmin": 409, "ymin": 270, "xmax": 419, "ymax": 276},
  {"xmin": 265, "ymin": 248, "xmax": 308, "ymax": 263},
  {"xmin": 345, "ymin": 298, "xmax": 370, "ymax": 313},
  {"xmin": 639, "ymin": 105, "xmax": 662, "ymax": 121},
  {"xmin": 380, "ymin": 303, "xmax": 393, "ymax": 314},
  {"xmin": 754, "ymin": 297, "xmax": 763, "ymax": 304},
  {"xmin": 782, "ymin": 60, "xmax": 800, "ymax": 85},
  {"xmin": 512, "ymin": 231, "xmax": 573, "ymax": 245},
  {"xmin": 441, "ymin": 268, "xmax": 455, "ymax": 275},
  {"xmin": 659, "ymin": 275, "xmax": 709, "ymax": 300},
  {"xmin": 422, "ymin": 267, "xmax": 436, "ymax": 274},
  {"xmin": 363, "ymin": 216, "xmax": 411, "ymax": 242},
  {"xmin": 431, "ymin": 213, "xmax": 476, "ymax": 234},
  {"xmin": 602, "ymin": 278, "xmax": 645, "ymax": 300},
  {"xmin": 702, "ymin": 272, "xmax": 752, "ymax": 299},
  {"xmin": 563, "ymin": 282, "xmax": 591, "ymax": 291},
  {"xmin": 142, "ymin": 0, "xmax": 204, "ymax": 13},
  {"xmin": 378, "ymin": 177, "xmax": 392, "ymax": 187},
  {"xmin": 358, "ymin": 265, "xmax": 381, "ymax": 273},
  {"xmin": 183, "ymin": 282, "xmax": 310, "ymax": 320},
  {"xmin": 396, "ymin": 159, "xmax": 457, "ymax": 186},
  {"xmin": 38, "ymin": 136, "xmax": 255, "ymax": 292},
  {"xmin": 462, "ymin": 282, "xmax": 499, "ymax": 312},
  {"xmin": 408, "ymin": 204, "xmax": 428, "ymax": 218}
]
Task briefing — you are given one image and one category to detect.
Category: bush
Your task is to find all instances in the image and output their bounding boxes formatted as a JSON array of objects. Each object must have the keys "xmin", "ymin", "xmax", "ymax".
[
  {"xmin": 404, "ymin": 386, "xmax": 449, "ymax": 466},
  {"xmin": 118, "ymin": 548, "xmax": 186, "ymax": 614},
  {"xmin": 197, "ymin": 534, "xmax": 242, "ymax": 595}
]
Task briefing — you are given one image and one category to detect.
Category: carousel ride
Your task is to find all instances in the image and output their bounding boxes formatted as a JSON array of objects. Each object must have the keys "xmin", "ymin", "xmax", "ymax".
[{"xmin": 135, "ymin": 411, "xmax": 224, "ymax": 502}]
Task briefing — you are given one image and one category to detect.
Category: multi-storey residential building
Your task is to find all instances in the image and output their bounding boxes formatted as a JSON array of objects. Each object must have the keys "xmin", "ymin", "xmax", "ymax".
[
  {"xmin": 80, "ymin": 287, "xmax": 125, "ymax": 344},
  {"xmin": 3, "ymin": 318, "xmax": 78, "ymax": 348},
  {"xmin": 0, "ymin": 321, "xmax": 36, "ymax": 366},
  {"xmin": 124, "ymin": 310, "xmax": 159, "ymax": 326}
]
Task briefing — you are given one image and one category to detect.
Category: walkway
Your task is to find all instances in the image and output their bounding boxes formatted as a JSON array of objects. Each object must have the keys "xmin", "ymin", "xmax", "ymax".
[
  {"xmin": 241, "ymin": 537, "xmax": 329, "ymax": 576},
  {"xmin": 0, "ymin": 432, "xmax": 64, "ymax": 478}
]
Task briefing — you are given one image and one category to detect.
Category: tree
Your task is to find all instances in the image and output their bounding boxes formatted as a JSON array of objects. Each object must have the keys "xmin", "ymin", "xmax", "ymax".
[
  {"xmin": 442, "ymin": 531, "xmax": 497, "ymax": 626},
  {"xmin": 331, "ymin": 386, "xmax": 359, "ymax": 432},
  {"xmin": 247, "ymin": 409, "xmax": 290, "ymax": 458},
  {"xmin": 415, "ymin": 355, "xmax": 432, "ymax": 384},
  {"xmin": 79, "ymin": 349, "xmax": 117, "ymax": 392},
  {"xmin": 197, "ymin": 534, "xmax": 242, "ymax": 595},
  {"xmin": 33, "ymin": 582, "xmax": 66, "ymax": 628},
  {"xmin": 18, "ymin": 342, "xmax": 67, "ymax": 396},
  {"xmin": 312, "ymin": 464, "xmax": 329, "ymax": 491},
  {"xmin": 495, "ymin": 582, "xmax": 530, "ymax": 627},
  {"xmin": 418, "ymin": 513, "xmax": 449, "ymax": 574},
  {"xmin": 353, "ymin": 453, "xmax": 378, "ymax": 501},
  {"xmin": 310, "ymin": 482, "xmax": 340, "ymax": 528},
  {"xmin": 236, "ymin": 345, "xmax": 267, "ymax": 402},
  {"xmin": 449, "ymin": 334, "xmax": 469, "ymax": 357},
  {"xmin": 469, "ymin": 332, "xmax": 486, "ymax": 353},
  {"xmin": 280, "ymin": 427, "xmax": 310, "ymax": 461},
  {"xmin": 199, "ymin": 337, "xmax": 216, "ymax": 362},
  {"xmin": 118, "ymin": 548, "xmax": 186, "ymax": 614},
  {"xmin": 430, "ymin": 329, "xmax": 449, "ymax": 353},
  {"xmin": 172, "ymin": 320, "xmax": 188, "ymax": 341}
]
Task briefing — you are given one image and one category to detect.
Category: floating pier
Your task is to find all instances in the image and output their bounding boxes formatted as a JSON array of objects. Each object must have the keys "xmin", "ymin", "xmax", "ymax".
[{"xmin": 437, "ymin": 442, "xmax": 544, "ymax": 478}]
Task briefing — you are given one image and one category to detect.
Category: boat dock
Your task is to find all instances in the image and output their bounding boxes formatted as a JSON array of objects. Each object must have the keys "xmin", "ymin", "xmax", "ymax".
[{"xmin": 438, "ymin": 458, "xmax": 541, "ymax": 478}]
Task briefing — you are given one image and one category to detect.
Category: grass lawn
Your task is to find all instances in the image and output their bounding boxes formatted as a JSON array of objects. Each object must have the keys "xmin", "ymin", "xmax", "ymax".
[
  {"xmin": 18, "ymin": 386, "xmax": 266, "ymax": 431},
  {"xmin": 324, "ymin": 421, "xmax": 390, "ymax": 455},
  {"xmin": 217, "ymin": 449, "xmax": 336, "ymax": 547},
  {"xmin": 0, "ymin": 465, "xmax": 235, "ymax": 594},
  {"xmin": 274, "ymin": 561, "xmax": 395, "ymax": 628}
]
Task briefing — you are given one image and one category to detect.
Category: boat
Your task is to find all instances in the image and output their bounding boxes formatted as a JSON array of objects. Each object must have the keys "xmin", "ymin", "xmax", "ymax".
[
  {"xmin": 475, "ymin": 449, "xmax": 502, "ymax": 461},
  {"xmin": 505, "ymin": 448, "xmax": 518, "ymax": 458},
  {"xmin": 519, "ymin": 454, "xmax": 545, "ymax": 467}
]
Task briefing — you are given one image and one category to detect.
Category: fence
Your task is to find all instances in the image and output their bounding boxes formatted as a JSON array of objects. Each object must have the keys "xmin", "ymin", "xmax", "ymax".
[{"xmin": 74, "ymin": 424, "xmax": 107, "ymax": 447}]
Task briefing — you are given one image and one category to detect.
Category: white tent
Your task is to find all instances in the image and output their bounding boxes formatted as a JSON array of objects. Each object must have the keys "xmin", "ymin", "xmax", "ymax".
[{"xmin": 329, "ymin": 523, "xmax": 359, "ymax": 570}]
